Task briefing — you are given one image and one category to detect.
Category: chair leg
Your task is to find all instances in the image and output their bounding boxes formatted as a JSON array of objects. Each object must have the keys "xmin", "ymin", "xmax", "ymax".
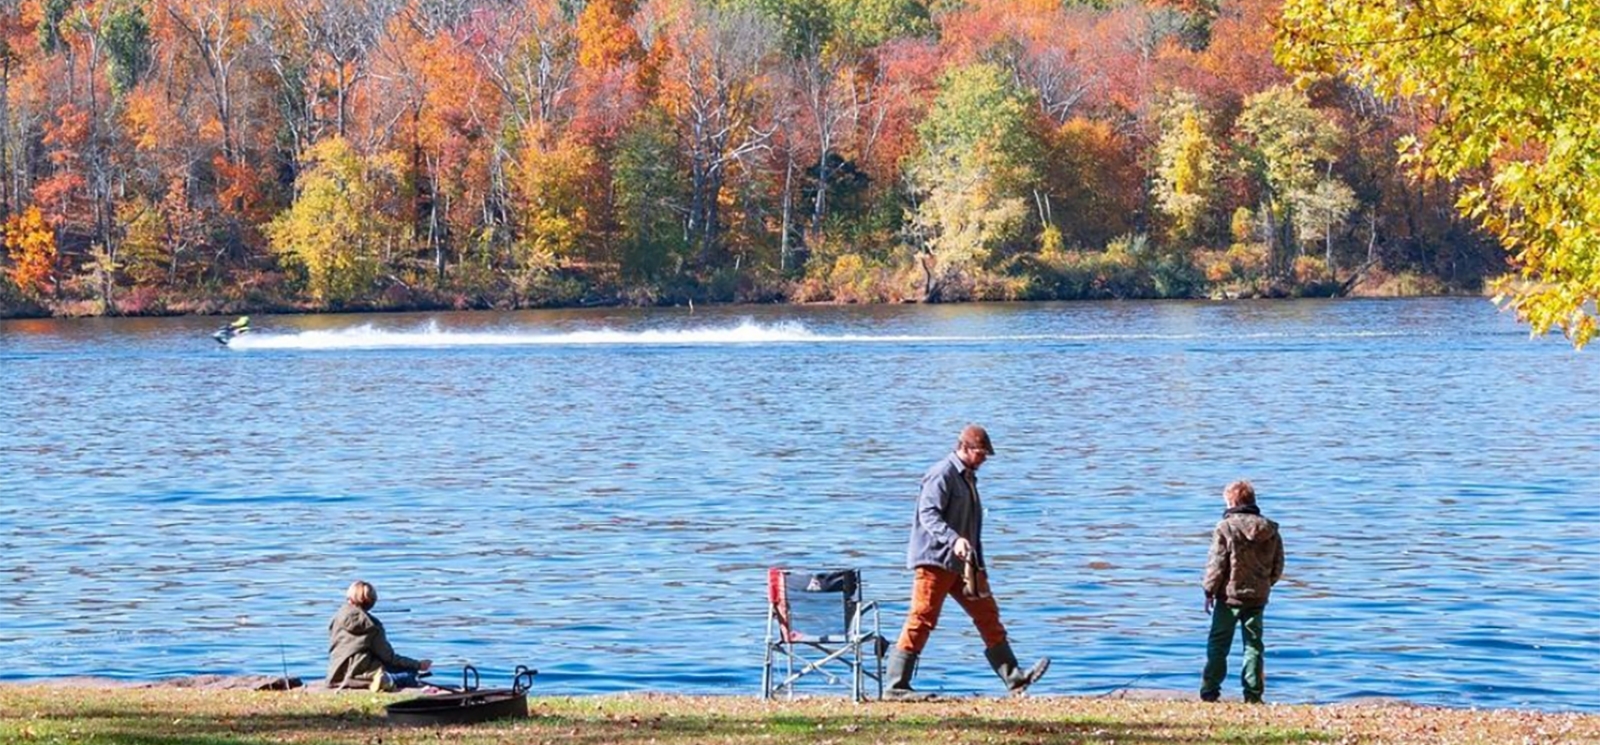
[
  {"xmin": 875, "ymin": 637, "xmax": 886, "ymax": 700},
  {"xmin": 774, "ymin": 643, "xmax": 856, "ymax": 694},
  {"xmin": 784, "ymin": 644, "xmax": 795, "ymax": 700},
  {"xmin": 763, "ymin": 601, "xmax": 777, "ymax": 700},
  {"xmin": 852, "ymin": 641, "xmax": 863, "ymax": 703},
  {"xmin": 762, "ymin": 643, "xmax": 773, "ymax": 700}
]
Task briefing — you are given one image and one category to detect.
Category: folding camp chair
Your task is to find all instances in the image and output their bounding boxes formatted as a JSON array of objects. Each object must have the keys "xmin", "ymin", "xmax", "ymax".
[{"xmin": 762, "ymin": 568, "xmax": 885, "ymax": 702}]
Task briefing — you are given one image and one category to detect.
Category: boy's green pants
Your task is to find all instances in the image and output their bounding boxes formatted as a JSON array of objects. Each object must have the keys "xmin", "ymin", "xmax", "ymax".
[{"xmin": 1201, "ymin": 604, "xmax": 1265, "ymax": 702}]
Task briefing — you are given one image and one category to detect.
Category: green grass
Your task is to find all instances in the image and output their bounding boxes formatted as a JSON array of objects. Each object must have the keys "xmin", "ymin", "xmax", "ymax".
[
  {"xmin": 2, "ymin": 686, "xmax": 1596, "ymax": 744},
  {"xmin": 1214, "ymin": 726, "xmax": 1335, "ymax": 744}
]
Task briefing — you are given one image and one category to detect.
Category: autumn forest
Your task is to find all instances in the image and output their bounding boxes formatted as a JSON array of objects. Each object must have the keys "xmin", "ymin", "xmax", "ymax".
[{"xmin": 0, "ymin": 0, "xmax": 1502, "ymax": 317}]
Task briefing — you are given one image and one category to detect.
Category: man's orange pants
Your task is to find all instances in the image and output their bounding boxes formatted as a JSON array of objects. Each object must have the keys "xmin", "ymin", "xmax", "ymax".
[{"xmin": 896, "ymin": 566, "xmax": 1008, "ymax": 653}]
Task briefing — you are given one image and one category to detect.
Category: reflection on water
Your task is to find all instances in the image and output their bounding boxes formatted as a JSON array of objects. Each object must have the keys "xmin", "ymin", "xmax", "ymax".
[{"xmin": 1, "ymin": 298, "xmax": 1597, "ymax": 710}]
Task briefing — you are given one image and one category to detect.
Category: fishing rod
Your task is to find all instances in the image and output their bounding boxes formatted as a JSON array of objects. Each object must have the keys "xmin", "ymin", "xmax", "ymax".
[
  {"xmin": 279, "ymin": 639, "xmax": 291, "ymax": 691},
  {"xmin": 1093, "ymin": 672, "xmax": 1150, "ymax": 698}
]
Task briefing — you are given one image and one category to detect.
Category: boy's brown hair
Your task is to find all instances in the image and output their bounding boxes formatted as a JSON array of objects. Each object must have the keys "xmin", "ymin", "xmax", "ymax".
[{"xmin": 1224, "ymin": 480, "xmax": 1256, "ymax": 507}]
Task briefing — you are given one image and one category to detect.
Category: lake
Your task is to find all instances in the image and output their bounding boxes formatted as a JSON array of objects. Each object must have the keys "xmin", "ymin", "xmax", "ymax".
[{"xmin": 1, "ymin": 298, "xmax": 1596, "ymax": 710}]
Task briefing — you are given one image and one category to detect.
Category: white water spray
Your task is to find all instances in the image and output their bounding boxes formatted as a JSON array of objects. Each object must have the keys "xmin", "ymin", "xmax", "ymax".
[{"xmin": 225, "ymin": 318, "xmax": 1414, "ymax": 351}]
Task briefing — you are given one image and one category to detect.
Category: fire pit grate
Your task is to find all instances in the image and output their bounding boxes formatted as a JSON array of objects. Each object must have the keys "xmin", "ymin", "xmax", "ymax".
[{"xmin": 384, "ymin": 665, "xmax": 537, "ymax": 727}]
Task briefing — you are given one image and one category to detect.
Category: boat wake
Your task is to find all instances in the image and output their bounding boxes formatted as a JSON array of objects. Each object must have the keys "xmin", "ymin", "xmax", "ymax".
[
  {"xmin": 227, "ymin": 319, "xmax": 975, "ymax": 350},
  {"xmin": 225, "ymin": 319, "xmax": 1416, "ymax": 351}
]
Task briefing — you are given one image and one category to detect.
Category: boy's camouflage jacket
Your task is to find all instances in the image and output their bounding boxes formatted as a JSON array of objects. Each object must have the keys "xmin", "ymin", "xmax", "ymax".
[{"xmin": 1203, "ymin": 506, "xmax": 1284, "ymax": 608}]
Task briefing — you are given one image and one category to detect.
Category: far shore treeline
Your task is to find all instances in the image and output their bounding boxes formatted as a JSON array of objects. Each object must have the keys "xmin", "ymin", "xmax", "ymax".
[{"xmin": 0, "ymin": 0, "xmax": 1516, "ymax": 320}]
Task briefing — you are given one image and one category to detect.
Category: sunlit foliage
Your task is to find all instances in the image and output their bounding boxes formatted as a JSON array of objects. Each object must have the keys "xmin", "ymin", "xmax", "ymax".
[
  {"xmin": 1151, "ymin": 91, "xmax": 1219, "ymax": 248},
  {"xmin": 266, "ymin": 137, "xmax": 406, "ymax": 306},
  {"xmin": 1233, "ymin": 85, "xmax": 1343, "ymax": 276},
  {"xmin": 0, "ymin": 0, "xmax": 1567, "ymax": 317},
  {"xmin": 1279, "ymin": 0, "xmax": 1600, "ymax": 346},
  {"xmin": 3, "ymin": 206, "xmax": 58, "ymax": 297},
  {"xmin": 906, "ymin": 62, "xmax": 1039, "ymax": 301}
]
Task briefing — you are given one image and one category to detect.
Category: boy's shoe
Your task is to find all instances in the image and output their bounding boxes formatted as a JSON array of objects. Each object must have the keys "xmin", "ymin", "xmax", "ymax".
[
  {"xmin": 369, "ymin": 673, "xmax": 394, "ymax": 693},
  {"xmin": 1199, "ymin": 691, "xmax": 1220, "ymax": 702}
]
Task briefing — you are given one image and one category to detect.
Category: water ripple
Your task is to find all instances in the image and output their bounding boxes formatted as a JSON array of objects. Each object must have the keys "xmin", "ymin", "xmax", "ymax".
[{"xmin": 1, "ymin": 299, "xmax": 1596, "ymax": 710}]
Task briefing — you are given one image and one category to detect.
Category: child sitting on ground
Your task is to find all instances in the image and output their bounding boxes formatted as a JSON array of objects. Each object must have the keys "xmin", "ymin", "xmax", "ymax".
[
  {"xmin": 1200, "ymin": 480, "xmax": 1284, "ymax": 703},
  {"xmin": 326, "ymin": 580, "xmax": 432, "ymax": 690}
]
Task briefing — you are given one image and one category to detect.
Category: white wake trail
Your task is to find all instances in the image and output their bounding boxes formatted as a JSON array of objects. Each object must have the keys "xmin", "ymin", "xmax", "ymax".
[
  {"xmin": 228, "ymin": 319, "xmax": 990, "ymax": 350},
  {"xmin": 226, "ymin": 319, "xmax": 1416, "ymax": 351}
]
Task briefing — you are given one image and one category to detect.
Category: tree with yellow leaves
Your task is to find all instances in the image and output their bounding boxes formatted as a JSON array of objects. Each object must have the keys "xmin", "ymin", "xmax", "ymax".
[
  {"xmin": 266, "ymin": 137, "xmax": 406, "ymax": 307},
  {"xmin": 1233, "ymin": 86, "xmax": 1343, "ymax": 278},
  {"xmin": 1151, "ymin": 91, "xmax": 1220, "ymax": 249},
  {"xmin": 519, "ymin": 134, "xmax": 599, "ymax": 271},
  {"xmin": 906, "ymin": 63, "xmax": 1041, "ymax": 301},
  {"xmin": 1279, "ymin": 0, "xmax": 1600, "ymax": 347}
]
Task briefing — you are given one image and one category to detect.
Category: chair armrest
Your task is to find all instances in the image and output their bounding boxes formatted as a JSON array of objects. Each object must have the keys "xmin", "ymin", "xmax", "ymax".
[{"xmin": 851, "ymin": 600, "xmax": 883, "ymax": 640}]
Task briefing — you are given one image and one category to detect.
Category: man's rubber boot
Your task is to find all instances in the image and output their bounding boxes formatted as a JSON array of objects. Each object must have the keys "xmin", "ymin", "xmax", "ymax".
[
  {"xmin": 984, "ymin": 641, "xmax": 1050, "ymax": 696},
  {"xmin": 883, "ymin": 649, "xmax": 937, "ymax": 701}
]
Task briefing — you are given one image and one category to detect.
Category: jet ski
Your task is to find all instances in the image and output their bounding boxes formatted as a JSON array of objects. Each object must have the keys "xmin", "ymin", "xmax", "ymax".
[{"xmin": 213, "ymin": 316, "xmax": 251, "ymax": 345}]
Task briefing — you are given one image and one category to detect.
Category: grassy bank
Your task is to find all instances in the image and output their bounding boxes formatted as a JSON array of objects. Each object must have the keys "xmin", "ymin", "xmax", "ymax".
[{"xmin": 1, "ymin": 686, "xmax": 1594, "ymax": 744}]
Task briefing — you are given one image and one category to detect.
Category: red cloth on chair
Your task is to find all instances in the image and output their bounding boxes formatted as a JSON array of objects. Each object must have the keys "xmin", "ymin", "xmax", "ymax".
[{"xmin": 768, "ymin": 568, "xmax": 798, "ymax": 642}]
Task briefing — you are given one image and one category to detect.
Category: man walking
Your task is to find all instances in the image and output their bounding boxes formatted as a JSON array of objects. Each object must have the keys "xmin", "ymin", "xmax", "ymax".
[{"xmin": 885, "ymin": 424, "xmax": 1050, "ymax": 700}]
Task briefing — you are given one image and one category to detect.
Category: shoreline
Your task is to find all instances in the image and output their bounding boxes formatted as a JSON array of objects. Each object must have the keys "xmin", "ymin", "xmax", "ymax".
[{"xmin": 0, "ymin": 289, "xmax": 1495, "ymax": 322}]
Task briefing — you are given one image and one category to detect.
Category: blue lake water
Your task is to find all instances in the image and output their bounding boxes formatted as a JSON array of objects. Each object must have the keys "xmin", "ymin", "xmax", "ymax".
[{"xmin": 1, "ymin": 298, "xmax": 1597, "ymax": 710}]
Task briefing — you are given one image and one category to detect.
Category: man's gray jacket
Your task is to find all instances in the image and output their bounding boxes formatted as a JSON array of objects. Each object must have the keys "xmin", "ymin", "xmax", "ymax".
[{"xmin": 906, "ymin": 451, "xmax": 984, "ymax": 571}]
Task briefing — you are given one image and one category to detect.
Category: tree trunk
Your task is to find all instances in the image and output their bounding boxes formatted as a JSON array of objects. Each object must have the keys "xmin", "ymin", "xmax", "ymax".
[
  {"xmin": 701, "ymin": 181, "xmax": 721, "ymax": 267},
  {"xmin": 1325, "ymin": 218, "xmax": 1334, "ymax": 273},
  {"xmin": 811, "ymin": 145, "xmax": 828, "ymax": 237},
  {"xmin": 1261, "ymin": 199, "xmax": 1281, "ymax": 276},
  {"xmin": 1337, "ymin": 257, "xmax": 1379, "ymax": 297},
  {"xmin": 0, "ymin": 61, "xmax": 10, "ymax": 218},
  {"xmin": 780, "ymin": 155, "xmax": 794, "ymax": 273},
  {"xmin": 336, "ymin": 65, "xmax": 348, "ymax": 139},
  {"xmin": 432, "ymin": 193, "xmax": 443, "ymax": 282}
]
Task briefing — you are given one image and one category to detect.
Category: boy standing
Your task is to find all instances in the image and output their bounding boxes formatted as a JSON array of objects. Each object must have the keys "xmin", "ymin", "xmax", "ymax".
[{"xmin": 1200, "ymin": 480, "xmax": 1284, "ymax": 703}]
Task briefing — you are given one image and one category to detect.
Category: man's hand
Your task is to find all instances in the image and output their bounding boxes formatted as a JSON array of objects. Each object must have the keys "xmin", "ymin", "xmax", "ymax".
[
  {"xmin": 1203, "ymin": 595, "xmax": 1214, "ymax": 615},
  {"xmin": 418, "ymin": 659, "xmax": 433, "ymax": 672},
  {"xmin": 952, "ymin": 537, "xmax": 973, "ymax": 561}
]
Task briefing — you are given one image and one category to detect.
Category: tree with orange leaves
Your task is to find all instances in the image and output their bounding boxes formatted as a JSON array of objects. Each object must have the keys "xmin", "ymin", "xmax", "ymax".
[
  {"xmin": 159, "ymin": 0, "xmax": 254, "ymax": 168},
  {"xmin": 34, "ymin": 103, "xmax": 92, "ymax": 245},
  {"xmin": 4, "ymin": 206, "xmax": 59, "ymax": 299},
  {"xmin": 572, "ymin": 0, "xmax": 649, "ymax": 267},
  {"xmin": 654, "ymin": 0, "xmax": 780, "ymax": 268},
  {"xmin": 575, "ymin": 0, "xmax": 648, "ymax": 141},
  {"xmin": 578, "ymin": 0, "xmax": 644, "ymax": 74},
  {"xmin": 369, "ymin": 10, "xmax": 500, "ymax": 283}
]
